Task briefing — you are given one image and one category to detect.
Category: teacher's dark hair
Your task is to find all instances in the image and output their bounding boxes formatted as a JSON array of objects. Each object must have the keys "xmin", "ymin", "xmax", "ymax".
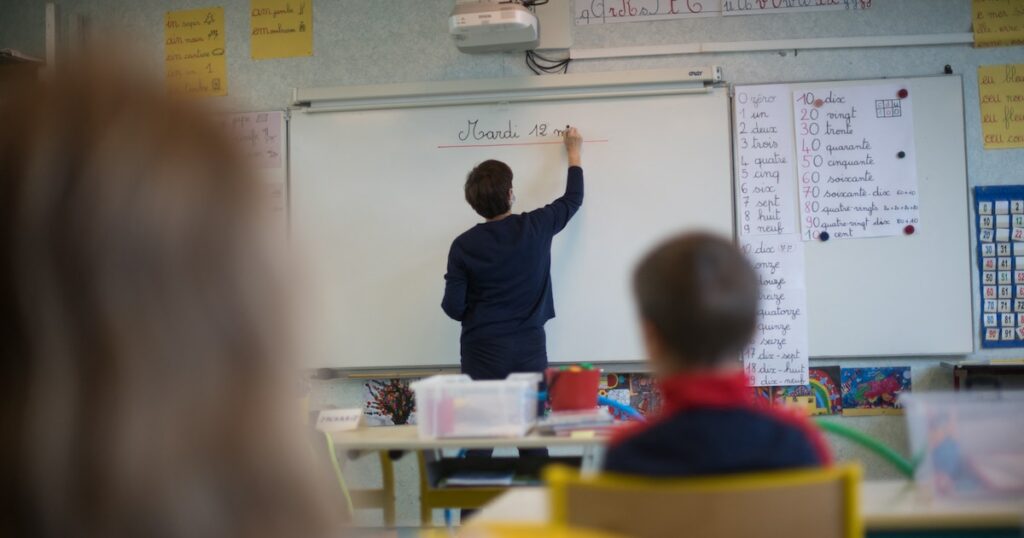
[
  {"xmin": 0, "ymin": 54, "xmax": 342, "ymax": 538},
  {"xmin": 633, "ymin": 232, "xmax": 760, "ymax": 367},
  {"xmin": 465, "ymin": 159, "xmax": 513, "ymax": 219}
]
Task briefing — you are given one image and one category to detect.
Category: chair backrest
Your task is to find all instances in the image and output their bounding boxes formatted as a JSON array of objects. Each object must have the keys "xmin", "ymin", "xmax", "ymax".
[{"xmin": 545, "ymin": 464, "xmax": 862, "ymax": 538}]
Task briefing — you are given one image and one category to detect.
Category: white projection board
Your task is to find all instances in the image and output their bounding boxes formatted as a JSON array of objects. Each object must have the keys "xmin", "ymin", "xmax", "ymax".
[
  {"xmin": 290, "ymin": 70, "xmax": 733, "ymax": 370},
  {"xmin": 733, "ymin": 75, "xmax": 973, "ymax": 358}
]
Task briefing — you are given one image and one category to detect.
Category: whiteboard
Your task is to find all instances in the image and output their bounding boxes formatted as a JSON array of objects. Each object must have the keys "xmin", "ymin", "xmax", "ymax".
[
  {"xmin": 734, "ymin": 76, "xmax": 973, "ymax": 357},
  {"xmin": 290, "ymin": 75, "xmax": 733, "ymax": 369}
]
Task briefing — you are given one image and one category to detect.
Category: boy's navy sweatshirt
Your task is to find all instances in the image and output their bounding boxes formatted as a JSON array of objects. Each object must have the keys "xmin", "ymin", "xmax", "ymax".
[
  {"xmin": 442, "ymin": 166, "xmax": 584, "ymax": 343},
  {"xmin": 604, "ymin": 370, "xmax": 832, "ymax": 477}
]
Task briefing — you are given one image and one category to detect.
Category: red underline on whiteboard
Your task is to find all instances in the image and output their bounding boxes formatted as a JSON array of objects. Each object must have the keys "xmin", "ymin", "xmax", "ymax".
[{"xmin": 436, "ymin": 139, "xmax": 610, "ymax": 149}]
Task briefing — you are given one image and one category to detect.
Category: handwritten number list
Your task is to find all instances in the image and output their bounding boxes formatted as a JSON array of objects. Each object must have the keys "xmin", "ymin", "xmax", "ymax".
[
  {"xmin": 735, "ymin": 85, "xmax": 799, "ymax": 236},
  {"xmin": 793, "ymin": 84, "xmax": 920, "ymax": 240},
  {"xmin": 741, "ymin": 235, "xmax": 809, "ymax": 387}
]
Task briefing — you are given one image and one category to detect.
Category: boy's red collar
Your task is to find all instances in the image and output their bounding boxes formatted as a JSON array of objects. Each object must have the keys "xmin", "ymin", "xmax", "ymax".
[
  {"xmin": 657, "ymin": 369, "xmax": 753, "ymax": 414},
  {"xmin": 609, "ymin": 368, "xmax": 832, "ymax": 465},
  {"xmin": 609, "ymin": 369, "xmax": 752, "ymax": 445}
]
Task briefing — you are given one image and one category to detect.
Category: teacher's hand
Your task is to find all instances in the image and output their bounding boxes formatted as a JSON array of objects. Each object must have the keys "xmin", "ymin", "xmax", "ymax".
[{"xmin": 564, "ymin": 126, "xmax": 582, "ymax": 167}]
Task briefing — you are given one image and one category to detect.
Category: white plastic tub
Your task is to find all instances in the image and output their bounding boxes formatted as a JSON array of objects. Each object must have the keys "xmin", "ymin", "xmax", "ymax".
[
  {"xmin": 902, "ymin": 391, "xmax": 1024, "ymax": 500},
  {"xmin": 411, "ymin": 373, "xmax": 542, "ymax": 439}
]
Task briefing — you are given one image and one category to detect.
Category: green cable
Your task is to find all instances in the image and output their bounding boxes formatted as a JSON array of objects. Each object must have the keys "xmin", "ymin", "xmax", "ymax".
[
  {"xmin": 815, "ymin": 419, "xmax": 916, "ymax": 479},
  {"xmin": 324, "ymin": 431, "xmax": 356, "ymax": 515}
]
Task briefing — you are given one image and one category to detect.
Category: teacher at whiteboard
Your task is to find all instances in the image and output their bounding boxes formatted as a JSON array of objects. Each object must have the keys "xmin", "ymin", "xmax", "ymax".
[{"xmin": 441, "ymin": 127, "xmax": 584, "ymax": 382}]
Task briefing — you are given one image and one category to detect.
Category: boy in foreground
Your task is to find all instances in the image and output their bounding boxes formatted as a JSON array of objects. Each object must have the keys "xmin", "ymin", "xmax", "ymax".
[{"xmin": 603, "ymin": 233, "xmax": 831, "ymax": 476}]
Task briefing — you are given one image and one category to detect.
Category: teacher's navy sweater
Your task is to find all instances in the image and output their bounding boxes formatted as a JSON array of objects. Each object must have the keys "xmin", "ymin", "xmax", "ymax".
[
  {"xmin": 604, "ymin": 370, "xmax": 832, "ymax": 477},
  {"xmin": 442, "ymin": 166, "xmax": 584, "ymax": 343}
]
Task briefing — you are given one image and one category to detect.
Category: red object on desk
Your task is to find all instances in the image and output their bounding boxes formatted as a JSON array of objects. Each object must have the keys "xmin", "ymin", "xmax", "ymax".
[{"xmin": 546, "ymin": 368, "xmax": 601, "ymax": 411}]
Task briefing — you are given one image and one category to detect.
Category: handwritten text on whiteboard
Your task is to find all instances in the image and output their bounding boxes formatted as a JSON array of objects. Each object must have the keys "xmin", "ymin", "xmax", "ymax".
[{"xmin": 437, "ymin": 119, "xmax": 608, "ymax": 149}]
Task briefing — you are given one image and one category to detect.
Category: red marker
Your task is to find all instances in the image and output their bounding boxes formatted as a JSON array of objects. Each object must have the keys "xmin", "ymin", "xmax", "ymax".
[
  {"xmin": 898, "ymin": 89, "xmax": 909, "ymax": 99},
  {"xmin": 904, "ymin": 225, "xmax": 915, "ymax": 235},
  {"xmin": 814, "ymin": 99, "xmax": 824, "ymax": 108}
]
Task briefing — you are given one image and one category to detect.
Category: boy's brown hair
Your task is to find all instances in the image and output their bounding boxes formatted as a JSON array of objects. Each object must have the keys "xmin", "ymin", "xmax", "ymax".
[
  {"xmin": 465, "ymin": 159, "xmax": 513, "ymax": 219},
  {"xmin": 633, "ymin": 232, "xmax": 760, "ymax": 367}
]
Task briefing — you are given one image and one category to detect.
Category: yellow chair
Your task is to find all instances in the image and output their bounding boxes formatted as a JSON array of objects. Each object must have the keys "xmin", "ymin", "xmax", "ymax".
[{"xmin": 545, "ymin": 464, "xmax": 862, "ymax": 538}]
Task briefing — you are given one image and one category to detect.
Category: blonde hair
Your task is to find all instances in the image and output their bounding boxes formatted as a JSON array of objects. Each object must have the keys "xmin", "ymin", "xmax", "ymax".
[{"xmin": 0, "ymin": 59, "xmax": 342, "ymax": 537}]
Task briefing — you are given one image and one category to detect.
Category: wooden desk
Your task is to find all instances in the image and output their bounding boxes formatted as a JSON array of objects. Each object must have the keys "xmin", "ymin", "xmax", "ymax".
[
  {"xmin": 332, "ymin": 425, "xmax": 609, "ymax": 525},
  {"xmin": 332, "ymin": 425, "xmax": 608, "ymax": 451},
  {"xmin": 471, "ymin": 481, "xmax": 1024, "ymax": 533},
  {"xmin": 862, "ymin": 481, "xmax": 1023, "ymax": 532}
]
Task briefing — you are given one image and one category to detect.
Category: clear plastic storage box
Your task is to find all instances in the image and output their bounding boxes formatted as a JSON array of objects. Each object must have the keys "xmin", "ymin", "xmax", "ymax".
[
  {"xmin": 411, "ymin": 373, "xmax": 541, "ymax": 439},
  {"xmin": 902, "ymin": 391, "xmax": 1024, "ymax": 500}
]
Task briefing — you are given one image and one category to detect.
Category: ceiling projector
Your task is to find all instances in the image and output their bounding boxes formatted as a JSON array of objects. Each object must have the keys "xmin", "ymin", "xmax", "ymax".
[{"xmin": 449, "ymin": 1, "xmax": 540, "ymax": 53}]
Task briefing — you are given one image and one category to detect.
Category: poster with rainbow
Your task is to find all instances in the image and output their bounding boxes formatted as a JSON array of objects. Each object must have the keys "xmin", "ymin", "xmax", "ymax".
[{"xmin": 774, "ymin": 366, "xmax": 843, "ymax": 416}]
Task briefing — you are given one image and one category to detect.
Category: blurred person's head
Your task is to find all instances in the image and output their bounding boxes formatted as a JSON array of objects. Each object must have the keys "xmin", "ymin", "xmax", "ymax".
[
  {"xmin": 632, "ymin": 232, "xmax": 760, "ymax": 376},
  {"xmin": 0, "ymin": 58, "xmax": 341, "ymax": 537}
]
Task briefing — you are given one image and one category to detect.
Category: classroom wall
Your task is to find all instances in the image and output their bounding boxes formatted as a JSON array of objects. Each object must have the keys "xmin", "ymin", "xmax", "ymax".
[{"xmin": 3, "ymin": 0, "xmax": 1022, "ymax": 527}]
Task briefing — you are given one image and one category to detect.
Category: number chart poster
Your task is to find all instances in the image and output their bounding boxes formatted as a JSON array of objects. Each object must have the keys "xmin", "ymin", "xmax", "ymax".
[
  {"xmin": 793, "ymin": 83, "xmax": 920, "ymax": 241},
  {"xmin": 165, "ymin": 7, "xmax": 227, "ymax": 97},
  {"xmin": 975, "ymin": 186, "xmax": 1024, "ymax": 348}
]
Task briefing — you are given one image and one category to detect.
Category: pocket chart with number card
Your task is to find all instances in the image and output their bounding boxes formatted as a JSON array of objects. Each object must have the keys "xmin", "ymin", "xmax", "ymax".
[{"xmin": 975, "ymin": 186, "xmax": 1024, "ymax": 348}]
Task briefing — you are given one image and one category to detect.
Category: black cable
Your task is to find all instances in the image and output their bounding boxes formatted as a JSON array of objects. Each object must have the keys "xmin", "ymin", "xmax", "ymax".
[
  {"xmin": 530, "ymin": 57, "xmax": 569, "ymax": 74},
  {"xmin": 526, "ymin": 53, "xmax": 564, "ymax": 75},
  {"xmin": 525, "ymin": 50, "xmax": 570, "ymax": 75},
  {"xmin": 520, "ymin": 0, "xmax": 568, "ymax": 75}
]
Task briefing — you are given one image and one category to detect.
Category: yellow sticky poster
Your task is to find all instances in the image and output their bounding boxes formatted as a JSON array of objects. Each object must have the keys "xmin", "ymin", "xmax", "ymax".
[
  {"xmin": 979, "ymin": 64, "xmax": 1024, "ymax": 150},
  {"xmin": 164, "ymin": 7, "xmax": 227, "ymax": 97},
  {"xmin": 250, "ymin": 0, "xmax": 313, "ymax": 60},
  {"xmin": 973, "ymin": 0, "xmax": 1024, "ymax": 48}
]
